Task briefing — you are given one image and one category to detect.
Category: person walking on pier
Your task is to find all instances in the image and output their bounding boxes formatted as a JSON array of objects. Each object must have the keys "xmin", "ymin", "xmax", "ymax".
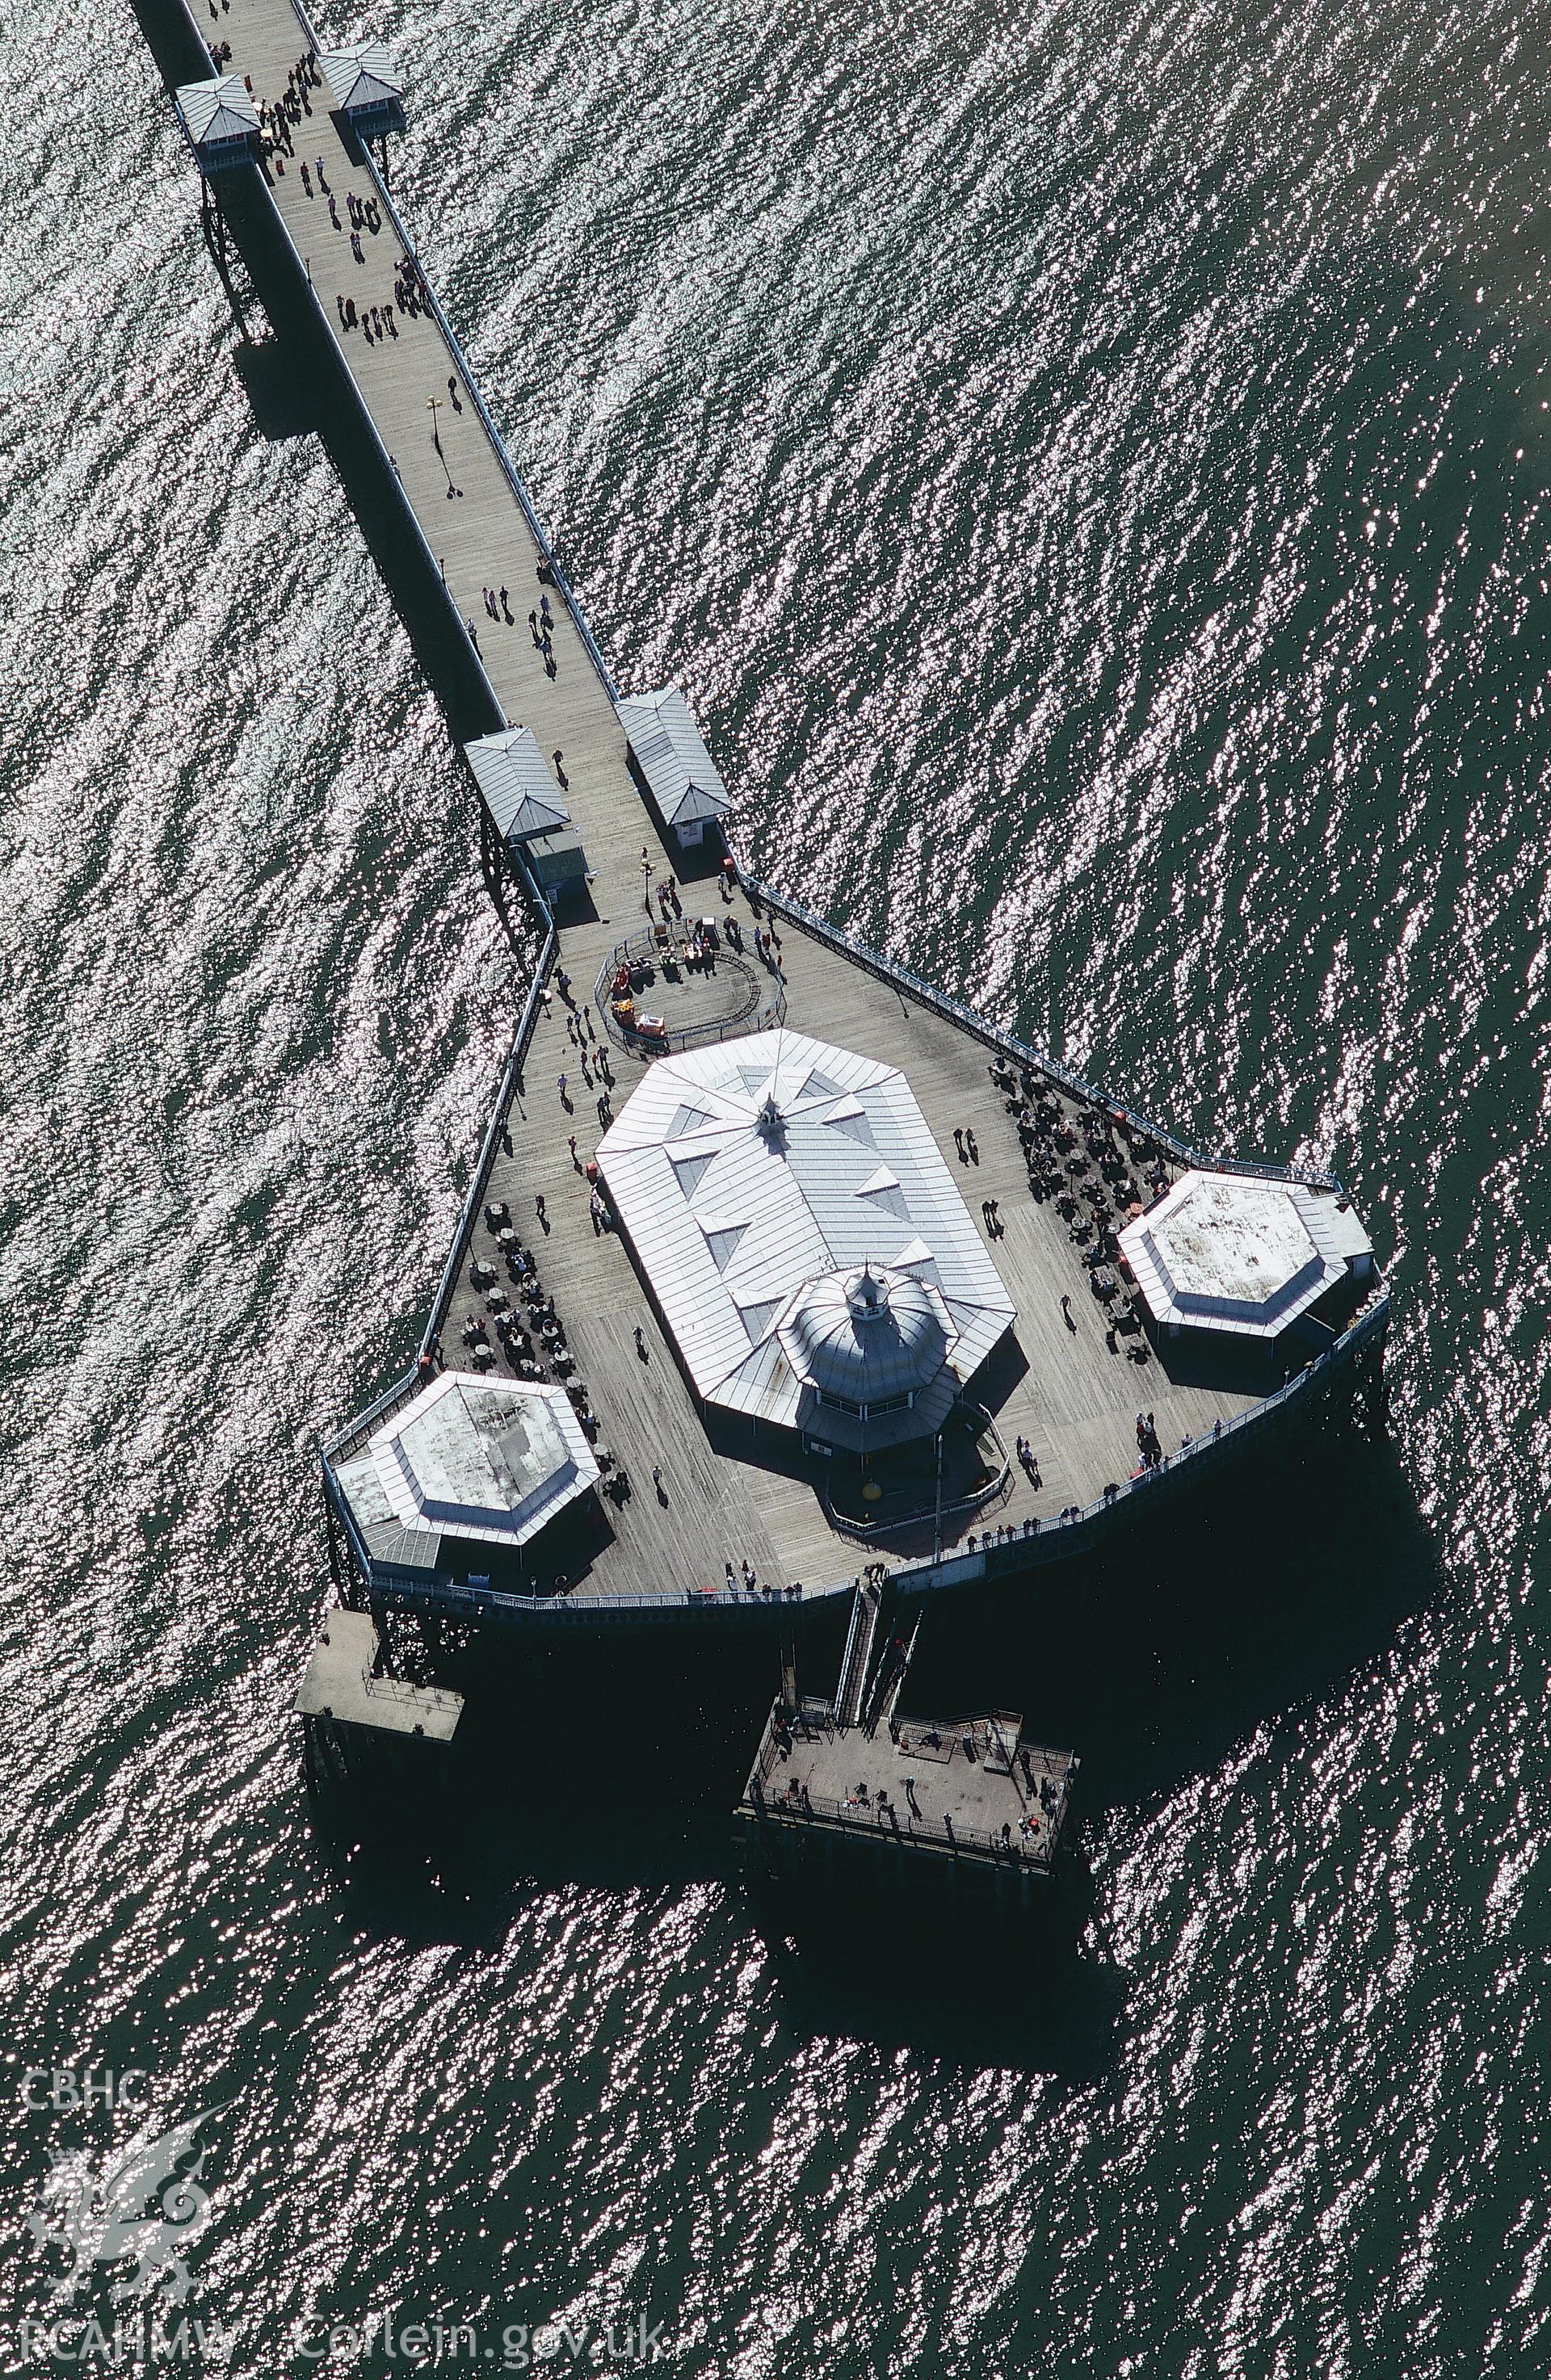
[
  {"xmin": 553, "ymin": 749, "xmax": 569, "ymax": 789},
  {"xmin": 965, "ymin": 1127, "xmax": 980, "ymax": 1164},
  {"xmin": 1061, "ymin": 1293, "xmax": 1077, "ymax": 1333},
  {"xmin": 500, "ymin": 587, "xmax": 513, "ymax": 623},
  {"xmin": 528, "ymin": 610, "xmax": 541, "ymax": 649},
  {"xmin": 953, "ymin": 1127, "xmax": 965, "ymax": 1161},
  {"xmin": 557, "ymin": 1072, "xmax": 570, "ymax": 1109},
  {"xmin": 448, "ymin": 374, "xmax": 463, "ymax": 411},
  {"xmin": 314, "ymin": 156, "xmax": 329, "ymax": 194}
]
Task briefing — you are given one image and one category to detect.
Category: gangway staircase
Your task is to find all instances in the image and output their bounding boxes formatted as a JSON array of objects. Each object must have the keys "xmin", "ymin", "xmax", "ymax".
[
  {"xmin": 832, "ymin": 1572, "xmax": 923, "ymax": 1738},
  {"xmin": 832, "ymin": 1579, "xmax": 880, "ymax": 1729}
]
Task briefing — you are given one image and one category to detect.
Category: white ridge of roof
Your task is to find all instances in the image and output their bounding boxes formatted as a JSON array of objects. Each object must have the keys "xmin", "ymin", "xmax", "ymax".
[
  {"xmin": 318, "ymin": 43, "xmax": 405, "ymax": 113},
  {"xmin": 463, "ymin": 727, "xmax": 571, "ymax": 842},
  {"xmin": 176, "ymin": 77, "xmax": 261, "ymax": 145},
  {"xmin": 616, "ymin": 686, "xmax": 732, "ymax": 828},
  {"xmin": 596, "ymin": 1028, "xmax": 1015, "ymax": 1431}
]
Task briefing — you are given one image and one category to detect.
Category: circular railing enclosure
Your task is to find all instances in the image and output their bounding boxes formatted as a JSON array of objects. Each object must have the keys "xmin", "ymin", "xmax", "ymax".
[{"xmin": 594, "ymin": 926, "xmax": 779, "ymax": 1055}]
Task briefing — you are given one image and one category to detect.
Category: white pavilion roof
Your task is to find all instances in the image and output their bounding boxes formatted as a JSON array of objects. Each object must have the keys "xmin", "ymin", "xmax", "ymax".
[
  {"xmin": 464, "ymin": 727, "xmax": 572, "ymax": 841},
  {"xmin": 318, "ymin": 44, "xmax": 404, "ymax": 117},
  {"xmin": 175, "ymin": 77, "xmax": 261, "ymax": 148},
  {"xmin": 1118, "ymin": 1169, "xmax": 1369, "ymax": 1339},
  {"xmin": 616, "ymin": 687, "xmax": 731, "ymax": 828},
  {"xmin": 595, "ymin": 1030, "xmax": 1015, "ymax": 1430},
  {"xmin": 335, "ymin": 1372, "xmax": 598, "ymax": 1564}
]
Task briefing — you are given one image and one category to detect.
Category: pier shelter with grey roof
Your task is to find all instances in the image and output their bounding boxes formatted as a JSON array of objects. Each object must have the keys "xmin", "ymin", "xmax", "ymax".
[
  {"xmin": 464, "ymin": 726, "xmax": 574, "ymax": 842},
  {"xmin": 174, "ymin": 77, "xmax": 261, "ymax": 172},
  {"xmin": 616, "ymin": 687, "xmax": 732, "ymax": 850},
  {"xmin": 318, "ymin": 43, "xmax": 406, "ymax": 136}
]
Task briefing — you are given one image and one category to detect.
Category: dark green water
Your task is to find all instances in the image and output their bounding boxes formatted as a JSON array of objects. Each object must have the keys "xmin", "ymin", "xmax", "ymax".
[{"xmin": 2, "ymin": 0, "xmax": 1549, "ymax": 2369}]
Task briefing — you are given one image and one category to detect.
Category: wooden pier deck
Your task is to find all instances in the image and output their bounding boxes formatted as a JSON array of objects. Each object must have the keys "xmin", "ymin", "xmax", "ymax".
[
  {"xmin": 461, "ymin": 916, "xmax": 1255, "ymax": 1603},
  {"xmin": 187, "ymin": 0, "xmax": 1366, "ymax": 1612}
]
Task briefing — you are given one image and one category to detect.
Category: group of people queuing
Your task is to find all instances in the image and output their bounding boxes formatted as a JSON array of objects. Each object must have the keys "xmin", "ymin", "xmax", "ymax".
[
  {"xmin": 464, "ymin": 564, "xmax": 564, "ymax": 675},
  {"xmin": 254, "ymin": 48, "xmax": 320, "ymax": 178},
  {"xmin": 335, "ymin": 292, "xmax": 397, "ymax": 343}
]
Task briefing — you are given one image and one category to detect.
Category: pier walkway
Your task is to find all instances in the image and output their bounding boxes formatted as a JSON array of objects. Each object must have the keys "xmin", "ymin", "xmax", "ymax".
[
  {"xmin": 177, "ymin": 0, "xmax": 1385, "ymax": 1612},
  {"xmin": 208, "ymin": 0, "xmax": 635, "ymax": 845}
]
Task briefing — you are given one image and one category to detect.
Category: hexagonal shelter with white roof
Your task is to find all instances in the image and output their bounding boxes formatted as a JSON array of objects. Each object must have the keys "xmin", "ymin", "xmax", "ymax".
[
  {"xmin": 330, "ymin": 1371, "xmax": 599, "ymax": 1580},
  {"xmin": 595, "ymin": 1029, "xmax": 1015, "ymax": 1453},
  {"xmin": 1118, "ymin": 1168, "xmax": 1374, "ymax": 1355}
]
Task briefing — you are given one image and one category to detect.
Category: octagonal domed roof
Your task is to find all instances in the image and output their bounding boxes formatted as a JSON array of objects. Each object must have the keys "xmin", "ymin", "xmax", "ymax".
[{"xmin": 776, "ymin": 1263, "xmax": 954, "ymax": 1409}]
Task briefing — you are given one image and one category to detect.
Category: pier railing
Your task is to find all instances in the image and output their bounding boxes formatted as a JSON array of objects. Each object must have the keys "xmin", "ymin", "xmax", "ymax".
[
  {"xmin": 252, "ymin": 0, "xmax": 622, "ymax": 707},
  {"xmin": 746, "ymin": 1776, "xmax": 1060, "ymax": 1872},
  {"xmin": 739, "ymin": 871, "xmax": 1343, "ymax": 1194},
  {"xmin": 351, "ymin": 157, "xmax": 623, "ymax": 708}
]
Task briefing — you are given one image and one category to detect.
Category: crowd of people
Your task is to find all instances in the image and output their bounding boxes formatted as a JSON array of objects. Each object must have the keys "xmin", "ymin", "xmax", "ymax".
[{"xmin": 251, "ymin": 47, "xmax": 319, "ymax": 178}]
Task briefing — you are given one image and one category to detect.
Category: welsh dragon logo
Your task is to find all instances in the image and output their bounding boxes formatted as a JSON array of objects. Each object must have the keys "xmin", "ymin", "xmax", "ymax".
[{"xmin": 26, "ymin": 2104, "xmax": 229, "ymax": 2303}]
